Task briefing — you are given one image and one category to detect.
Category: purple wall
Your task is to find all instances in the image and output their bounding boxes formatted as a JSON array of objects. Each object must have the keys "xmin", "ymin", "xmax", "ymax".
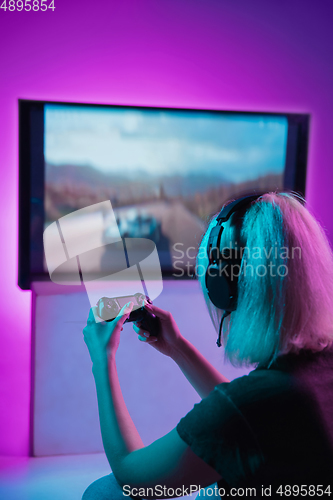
[{"xmin": 1, "ymin": 0, "xmax": 333, "ymax": 456}]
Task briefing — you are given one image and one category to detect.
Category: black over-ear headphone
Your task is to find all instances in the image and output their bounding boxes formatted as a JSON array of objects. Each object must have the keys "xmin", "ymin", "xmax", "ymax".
[{"xmin": 205, "ymin": 194, "xmax": 262, "ymax": 346}]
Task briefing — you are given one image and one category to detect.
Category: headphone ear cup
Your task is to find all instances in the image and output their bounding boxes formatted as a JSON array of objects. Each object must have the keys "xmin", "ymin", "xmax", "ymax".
[{"xmin": 205, "ymin": 262, "xmax": 235, "ymax": 311}]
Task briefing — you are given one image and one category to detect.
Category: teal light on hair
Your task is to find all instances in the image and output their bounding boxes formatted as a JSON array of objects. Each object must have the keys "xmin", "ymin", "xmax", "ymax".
[
  {"xmin": 224, "ymin": 196, "xmax": 287, "ymax": 367},
  {"xmin": 196, "ymin": 192, "xmax": 333, "ymax": 368}
]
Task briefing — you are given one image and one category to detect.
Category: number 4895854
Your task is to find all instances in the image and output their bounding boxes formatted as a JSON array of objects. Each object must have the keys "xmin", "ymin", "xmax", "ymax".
[{"xmin": 1, "ymin": 0, "xmax": 55, "ymax": 11}]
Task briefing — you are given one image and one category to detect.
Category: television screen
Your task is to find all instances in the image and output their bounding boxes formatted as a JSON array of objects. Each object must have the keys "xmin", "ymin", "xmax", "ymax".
[{"xmin": 19, "ymin": 100, "xmax": 309, "ymax": 289}]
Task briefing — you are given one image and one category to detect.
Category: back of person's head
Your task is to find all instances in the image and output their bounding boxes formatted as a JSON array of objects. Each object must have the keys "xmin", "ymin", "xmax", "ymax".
[{"xmin": 196, "ymin": 192, "xmax": 333, "ymax": 367}]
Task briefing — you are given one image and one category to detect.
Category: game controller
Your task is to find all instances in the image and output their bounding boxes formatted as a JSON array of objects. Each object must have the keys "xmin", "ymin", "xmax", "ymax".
[{"xmin": 96, "ymin": 292, "xmax": 161, "ymax": 336}]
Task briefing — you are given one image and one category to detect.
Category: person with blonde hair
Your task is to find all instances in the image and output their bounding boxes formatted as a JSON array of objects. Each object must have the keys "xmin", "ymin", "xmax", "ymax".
[{"xmin": 82, "ymin": 192, "xmax": 333, "ymax": 499}]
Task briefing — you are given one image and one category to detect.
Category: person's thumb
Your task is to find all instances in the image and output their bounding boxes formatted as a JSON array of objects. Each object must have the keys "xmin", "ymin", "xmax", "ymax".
[
  {"xmin": 144, "ymin": 301, "xmax": 170, "ymax": 321},
  {"xmin": 114, "ymin": 301, "xmax": 134, "ymax": 328}
]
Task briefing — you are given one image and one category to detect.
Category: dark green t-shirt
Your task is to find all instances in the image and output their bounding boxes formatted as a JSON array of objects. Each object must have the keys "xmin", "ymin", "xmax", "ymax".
[{"xmin": 177, "ymin": 346, "xmax": 333, "ymax": 494}]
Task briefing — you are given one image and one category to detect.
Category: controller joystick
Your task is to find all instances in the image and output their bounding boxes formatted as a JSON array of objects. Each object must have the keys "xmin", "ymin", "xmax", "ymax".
[{"xmin": 96, "ymin": 293, "xmax": 160, "ymax": 337}]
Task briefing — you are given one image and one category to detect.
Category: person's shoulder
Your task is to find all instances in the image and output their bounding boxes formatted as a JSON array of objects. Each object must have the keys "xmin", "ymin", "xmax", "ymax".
[
  {"xmin": 215, "ymin": 365, "xmax": 292, "ymax": 407},
  {"xmin": 217, "ymin": 363, "xmax": 291, "ymax": 390}
]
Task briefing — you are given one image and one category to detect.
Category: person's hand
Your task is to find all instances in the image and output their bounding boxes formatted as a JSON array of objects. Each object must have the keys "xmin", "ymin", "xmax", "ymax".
[
  {"xmin": 83, "ymin": 301, "xmax": 134, "ymax": 364},
  {"xmin": 132, "ymin": 302, "xmax": 184, "ymax": 358}
]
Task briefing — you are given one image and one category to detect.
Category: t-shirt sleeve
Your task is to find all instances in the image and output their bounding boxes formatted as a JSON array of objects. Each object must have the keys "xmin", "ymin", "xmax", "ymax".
[{"xmin": 176, "ymin": 382, "xmax": 264, "ymax": 486}]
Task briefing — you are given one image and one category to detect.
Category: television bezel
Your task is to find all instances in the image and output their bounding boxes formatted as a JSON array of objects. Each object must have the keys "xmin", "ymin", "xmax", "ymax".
[{"xmin": 18, "ymin": 98, "xmax": 310, "ymax": 290}]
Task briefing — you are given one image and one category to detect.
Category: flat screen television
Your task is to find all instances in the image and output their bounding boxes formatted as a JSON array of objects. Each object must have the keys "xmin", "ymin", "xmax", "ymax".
[{"xmin": 18, "ymin": 99, "xmax": 309, "ymax": 290}]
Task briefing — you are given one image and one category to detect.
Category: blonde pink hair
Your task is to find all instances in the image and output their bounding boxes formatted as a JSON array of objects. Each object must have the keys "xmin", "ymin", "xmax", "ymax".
[{"xmin": 196, "ymin": 192, "xmax": 333, "ymax": 367}]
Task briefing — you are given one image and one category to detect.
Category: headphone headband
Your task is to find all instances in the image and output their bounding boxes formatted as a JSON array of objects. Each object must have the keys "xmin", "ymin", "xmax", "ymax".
[
  {"xmin": 216, "ymin": 194, "xmax": 262, "ymax": 223},
  {"xmin": 205, "ymin": 193, "xmax": 263, "ymax": 320},
  {"xmin": 207, "ymin": 194, "xmax": 262, "ymax": 264}
]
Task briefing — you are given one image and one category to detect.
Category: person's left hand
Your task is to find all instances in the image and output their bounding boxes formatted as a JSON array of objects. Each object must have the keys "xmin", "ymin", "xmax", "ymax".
[{"xmin": 83, "ymin": 301, "xmax": 134, "ymax": 364}]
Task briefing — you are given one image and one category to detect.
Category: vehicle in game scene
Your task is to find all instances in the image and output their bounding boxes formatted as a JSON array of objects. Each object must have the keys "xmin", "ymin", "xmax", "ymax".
[{"xmin": 103, "ymin": 208, "xmax": 161, "ymax": 244}]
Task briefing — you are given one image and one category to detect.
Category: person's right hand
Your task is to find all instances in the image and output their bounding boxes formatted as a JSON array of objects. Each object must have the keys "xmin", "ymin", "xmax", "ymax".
[{"xmin": 132, "ymin": 302, "xmax": 184, "ymax": 358}]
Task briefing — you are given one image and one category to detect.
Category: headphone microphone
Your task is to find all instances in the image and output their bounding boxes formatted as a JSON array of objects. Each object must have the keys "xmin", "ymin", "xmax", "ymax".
[{"xmin": 205, "ymin": 194, "xmax": 262, "ymax": 347}]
